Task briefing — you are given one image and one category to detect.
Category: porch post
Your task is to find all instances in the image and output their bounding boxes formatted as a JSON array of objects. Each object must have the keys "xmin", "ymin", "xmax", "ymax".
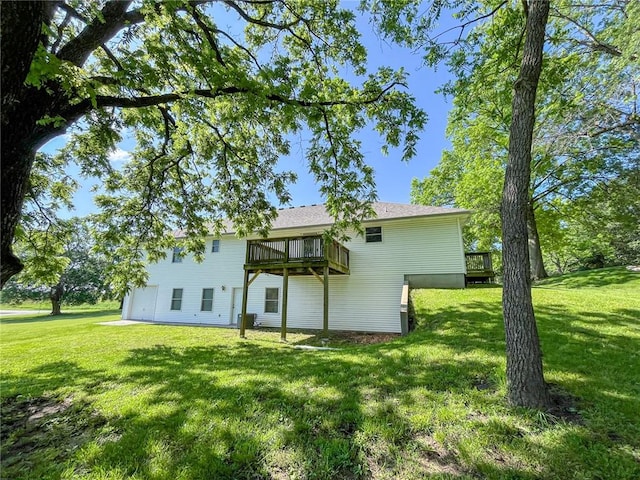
[
  {"xmin": 281, "ymin": 267, "xmax": 289, "ymax": 342},
  {"xmin": 323, "ymin": 265, "xmax": 329, "ymax": 337},
  {"xmin": 239, "ymin": 268, "xmax": 250, "ymax": 338}
]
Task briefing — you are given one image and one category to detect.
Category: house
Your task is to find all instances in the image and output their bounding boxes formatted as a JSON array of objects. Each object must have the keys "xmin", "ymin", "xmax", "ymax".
[{"xmin": 121, "ymin": 202, "xmax": 470, "ymax": 336}]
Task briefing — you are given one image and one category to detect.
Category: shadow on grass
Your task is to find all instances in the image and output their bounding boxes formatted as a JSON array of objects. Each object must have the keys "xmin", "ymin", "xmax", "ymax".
[
  {"xmin": 3, "ymin": 292, "xmax": 639, "ymax": 479},
  {"xmin": 412, "ymin": 296, "xmax": 640, "ymax": 415},
  {"xmin": 0, "ymin": 309, "xmax": 121, "ymax": 325},
  {"xmin": 465, "ymin": 283, "xmax": 503, "ymax": 289}
]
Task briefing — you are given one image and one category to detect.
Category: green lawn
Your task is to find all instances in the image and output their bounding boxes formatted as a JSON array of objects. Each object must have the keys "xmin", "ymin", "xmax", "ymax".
[{"xmin": 1, "ymin": 268, "xmax": 639, "ymax": 479}]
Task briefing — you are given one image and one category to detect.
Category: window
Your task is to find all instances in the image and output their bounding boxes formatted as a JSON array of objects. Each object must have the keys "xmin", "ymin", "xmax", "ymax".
[
  {"xmin": 170, "ymin": 288, "xmax": 183, "ymax": 310},
  {"xmin": 365, "ymin": 226, "xmax": 382, "ymax": 243},
  {"xmin": 201, "ymin": 288, "xmax": 214, "ymax": 311},
  {"xmin": 264, "ymin": 288, "xmax": 279, "ymax": 313},
  {"xmin": 211, "ymin": 240, "xmax": 220, "ymax": 253},
  {"xmin": 172, "ymin": 247, "xmax": 184, "ymax": 263}
]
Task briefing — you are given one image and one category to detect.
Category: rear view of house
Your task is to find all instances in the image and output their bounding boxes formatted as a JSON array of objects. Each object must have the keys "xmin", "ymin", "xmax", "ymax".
[{"xmin": 122, "ymin": 202, "xmax": 470, "ymax": 335}]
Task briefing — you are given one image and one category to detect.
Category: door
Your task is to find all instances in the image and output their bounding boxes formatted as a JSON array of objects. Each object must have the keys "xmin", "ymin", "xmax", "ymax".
[
  {"xmin": 231, "ymin": 288, "xmax": 243, "ymax": 325},
  {"xmin": 128, "ymin": 286, "xmax": 158, "ymax": 321}
]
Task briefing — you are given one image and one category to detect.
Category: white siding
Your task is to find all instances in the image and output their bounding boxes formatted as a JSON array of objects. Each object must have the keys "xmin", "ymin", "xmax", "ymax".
[
  {"xmin": 122, "ymin": 215, "xmax": 466, "ymax": 333},
  {"xmin": 124, "ymin": 236, "xmax": 247, "ymax": 325}
]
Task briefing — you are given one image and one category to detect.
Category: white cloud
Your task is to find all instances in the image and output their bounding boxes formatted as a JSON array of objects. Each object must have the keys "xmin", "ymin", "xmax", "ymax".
[{"xmin": 108, "ymin": 148, "xmax": 131, "ymax": 163}]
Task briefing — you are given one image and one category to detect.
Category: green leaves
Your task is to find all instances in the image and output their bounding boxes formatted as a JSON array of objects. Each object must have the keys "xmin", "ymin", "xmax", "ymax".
[
  {"xmin": 17, "ymin": 0, "xmax": 427, "ymax": 292},
  {"xmin": 409, "ymin": 0, "xmax": 639, "ymax": 272}
]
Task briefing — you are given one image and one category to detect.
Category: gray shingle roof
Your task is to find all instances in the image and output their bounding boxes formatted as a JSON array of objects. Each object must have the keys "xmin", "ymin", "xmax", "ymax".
[
  {"xmin": 269, "ymin": 202, "xmax": 470, "ymax": 230},
  {"xmin": 174, "ymin": 202, "xmax": 470, "ymax": 237}
]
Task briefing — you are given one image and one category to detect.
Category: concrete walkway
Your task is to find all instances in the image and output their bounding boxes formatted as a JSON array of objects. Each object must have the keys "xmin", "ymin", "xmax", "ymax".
[{"xmin": 97, "ymin": 320, "xmax": 145, "ymax": 326}]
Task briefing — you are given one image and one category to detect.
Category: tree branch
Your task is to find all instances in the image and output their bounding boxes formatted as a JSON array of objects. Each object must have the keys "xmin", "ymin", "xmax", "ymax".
[
  {"xmin": 551, "ymin": 7, "xmax": 621, "ymax": 56},
  {"xmin": 222, "ymin": 0, "xmax": 300, "ymax": 30},
  {"xmin": 212, "ymin": 27, "xmax": 262, "ymax": 69},
  {"xmin": 50, "ymin": 10, "xmax": 72, "ymax": 54},
  {"xmin": 56, "ymin": 2, "xmax": 90, "ymax": 23},
  {"xmin": 64, "ymin": 82, "xmax": 402, "ymax": 121},
  {"xmin": 190, "ymin": 7, "xmax": 226, "ymax": 67},
  {"xmin": 56, "ymin": 1, "xmax": 141, "ymax": 67},
  {"xmin": 431, "ymin": 1, "xmax": 508, "ymax": 44}
]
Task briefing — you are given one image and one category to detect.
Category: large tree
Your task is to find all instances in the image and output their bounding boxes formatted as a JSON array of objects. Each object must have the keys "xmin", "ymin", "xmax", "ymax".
[
  {"xmin": 367, "ymin": 0, "xmax": 630, "ymax": 408},
  {"xmin": 1, "ymin": 0, "xmax": 425, "ymax": 289},
  {"xmin": 410, "ymin": 0, "xmax": 639, "ymax": 279},
  {"xmin": 501, "ymin": 0, "xmax": 550, "ymax": 408}
]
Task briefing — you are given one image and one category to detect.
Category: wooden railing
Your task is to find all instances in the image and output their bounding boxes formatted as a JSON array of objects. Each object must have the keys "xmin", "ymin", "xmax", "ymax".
[
  {"xmin": 247, "ymin": 236, "xmax": 349, "ymax": 270},
  {"xmin": 464, "ymin": 251, "xmax": 495, "ymax": 284},
  {"xmin": 326, "ymin": 239, "xmax": 350, "ymax": 270},
  {"xmin": 465, "ymin": 251, "xmax": 493, "ymax": 272}
]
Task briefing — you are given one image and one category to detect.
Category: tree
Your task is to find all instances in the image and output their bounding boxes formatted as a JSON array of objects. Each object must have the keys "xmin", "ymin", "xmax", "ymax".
[
  {"xmin": 501, "ymin": 0, "xmax": 551, "ymax": 408},
  {"xmin": 3, "ymin": 218, "xmax": 112, "ymax": 314},
  {"xmin": 1, "ymin": 1, "xmax": 426, "ymax": 290},
  {"xmin": 411, "ymin": 1, "xmax": 639, "ymax": 280}
]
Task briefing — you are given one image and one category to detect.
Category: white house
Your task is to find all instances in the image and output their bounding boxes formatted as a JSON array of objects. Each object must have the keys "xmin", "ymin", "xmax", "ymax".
[{"xmin": 121, "ymin": 202, "xmax": 470, "ymax": 335}]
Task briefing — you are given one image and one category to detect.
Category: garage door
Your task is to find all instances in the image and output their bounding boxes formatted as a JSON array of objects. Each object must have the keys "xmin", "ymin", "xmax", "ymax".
[{"xmin": 128, "ymin": 286, "xmax": 158, "ymax": 321}]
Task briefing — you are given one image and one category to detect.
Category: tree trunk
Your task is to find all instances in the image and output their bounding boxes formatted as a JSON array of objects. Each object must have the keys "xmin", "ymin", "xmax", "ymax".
[
  {"xmin": 0, "ymin": 1, "xmax": 60, "ymax": 288},
  {"xmin": 501, "ymin": 0, "xmax": 551, "ymax": 409},
  {"xmin": 50, "ymin": 283, "xmax": 63, "ymax": 315},
  {"xmin": 527, "ymin": 202, "xmax": 548, "ymax": 280}
]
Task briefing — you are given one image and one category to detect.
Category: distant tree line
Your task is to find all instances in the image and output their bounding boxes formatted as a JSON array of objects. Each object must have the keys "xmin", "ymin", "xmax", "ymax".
[{"xmin": 0, "ymin": 218, "xmax": 114, "ymax": 314}]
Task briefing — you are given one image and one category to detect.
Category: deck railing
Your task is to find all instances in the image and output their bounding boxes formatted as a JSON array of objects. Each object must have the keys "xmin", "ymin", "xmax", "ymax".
[
  {"xmin": 465, "ymin": 251, "xmax": 493, "ymax": 272},
  {"xmin": 247, "ymin": 236, "xmax": 349, "ymax": 270}
]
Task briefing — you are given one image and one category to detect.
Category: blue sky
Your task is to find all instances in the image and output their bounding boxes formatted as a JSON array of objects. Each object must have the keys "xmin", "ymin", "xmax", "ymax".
[{"xmin": 41, "ymin": 8, "xmax": 457, "ymax": 217}]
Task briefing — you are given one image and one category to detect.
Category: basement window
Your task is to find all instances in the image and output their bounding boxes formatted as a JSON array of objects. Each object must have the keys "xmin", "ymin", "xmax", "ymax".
[
  {"xmin": 365, "ymin": 226, "xmax": 382, "ymax": 243},
  {"xmin": 170, "ymin": 288, "xmax": 183, "ymax": 310},
  {"xmin": 211, "ymin": 240, "xmax": 220, "ymax": 253},
  {"xmin": 264, "ymin": 288, "xmax": 279, "ymax": 314}
]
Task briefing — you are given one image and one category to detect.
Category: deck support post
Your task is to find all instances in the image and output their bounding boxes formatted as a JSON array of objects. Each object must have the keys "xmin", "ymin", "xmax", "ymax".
[
  {"xmin": 323, "ymin": 265, "xmax": 329, "ymax": 337},
  {"xmin": 281, "ymin": 267, "xmax": 289, "ymax": 342},
  {"xmin": 239, "ymin": 269, "xmax": 249, "ymax": 338}
]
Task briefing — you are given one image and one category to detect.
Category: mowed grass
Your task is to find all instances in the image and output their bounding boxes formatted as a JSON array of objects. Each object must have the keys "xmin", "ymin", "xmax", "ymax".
[{"xmin": 1, "ymin": 268, "xmax": 639, "ymax": 479}]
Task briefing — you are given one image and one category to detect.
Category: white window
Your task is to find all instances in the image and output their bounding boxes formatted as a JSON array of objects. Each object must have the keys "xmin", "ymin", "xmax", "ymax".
[
  {"xmin": 201, "ymin": 288, "xmax": 214, "ymax": 311},
  {"xmin": 365, "ymin": 226, "xmax": 382, "ymax": 243},
  {"xmin": 211, "ymin": 240, "xmax": 220, "ymax": 253},
  {"xmin": 172, "ymin": 247, "xmax": 184, "ymax": 263},
  {"xmin": 264, "ymin": 288, "xmax": 279, "ymax": 313},
  {"xmin": 170, "ymin": 288, "xmax": 183, "ymax": 310}
]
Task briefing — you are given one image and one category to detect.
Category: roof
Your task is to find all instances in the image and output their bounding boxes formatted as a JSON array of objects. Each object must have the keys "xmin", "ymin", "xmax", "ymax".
[
  {"xmin": 175, "ymin": 202, "xmax": 470, "ymax": 237},
  {"xmin": 269, "ymin": 202, "xmax": 469, "ymax": 231}
]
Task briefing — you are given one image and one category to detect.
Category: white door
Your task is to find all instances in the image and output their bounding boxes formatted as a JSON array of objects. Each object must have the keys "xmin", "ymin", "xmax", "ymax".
[
  {"xmin": 129, "ymin": 286, "xmax": 158, "ymax": 321},
  {"xmin": 231, "ymin": 288, "xmax": 243, "ymax": 325}
]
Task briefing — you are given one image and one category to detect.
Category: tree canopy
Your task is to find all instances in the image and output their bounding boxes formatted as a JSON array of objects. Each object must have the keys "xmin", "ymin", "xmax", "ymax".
[
  {"xmin": 2, "ymin": 217, "xmax": 113, "ymax": 314},
  {"xmin": 410, "ymin": 0, "xmax": 639, "ymax": 276},
  {"xmin": 1, "ymin": 0, "xmax": 425, "ymax": 290}
]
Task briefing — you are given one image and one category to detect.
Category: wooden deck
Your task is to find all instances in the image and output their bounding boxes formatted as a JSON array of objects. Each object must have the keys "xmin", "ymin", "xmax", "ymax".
[
  {"xmin": 240, "ymin": 235, "xmax": 349, "ymax": 339},
  {"xmin": 245, "ymin": 236, "xmax": 350, "ymax": 275},
  {"xmin": 465, "ymin": 252, "xmax": 495, "ymax": 284}
]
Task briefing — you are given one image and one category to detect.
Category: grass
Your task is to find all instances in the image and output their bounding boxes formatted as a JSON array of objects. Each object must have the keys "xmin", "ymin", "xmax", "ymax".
[{"xmin": 1, "ymin": 267, "xmax": 639, "ymax": 479}]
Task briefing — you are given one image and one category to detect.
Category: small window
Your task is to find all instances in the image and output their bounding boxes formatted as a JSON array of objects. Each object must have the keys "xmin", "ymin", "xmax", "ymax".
[
  {"xmin": 172, "ymin": 247, "xmax": 184, "ymax": 263},
  {"xmin": 211, "ymin": 240, "xmax": 220, "ymax": 253},
  {"xmin": 170, "ymin": 288, "xmax": 183, "ymax": 310},
  {"xmin": 201, "ymin": 288, "xmax": 214, "ymax": 311},
  {"xmin": 365, "ymin": 226, "xmax": 382, "ymax": 243},
  {"xmin": 264, "ymin": 288, "xmax": 279, "ymax": 313}
]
